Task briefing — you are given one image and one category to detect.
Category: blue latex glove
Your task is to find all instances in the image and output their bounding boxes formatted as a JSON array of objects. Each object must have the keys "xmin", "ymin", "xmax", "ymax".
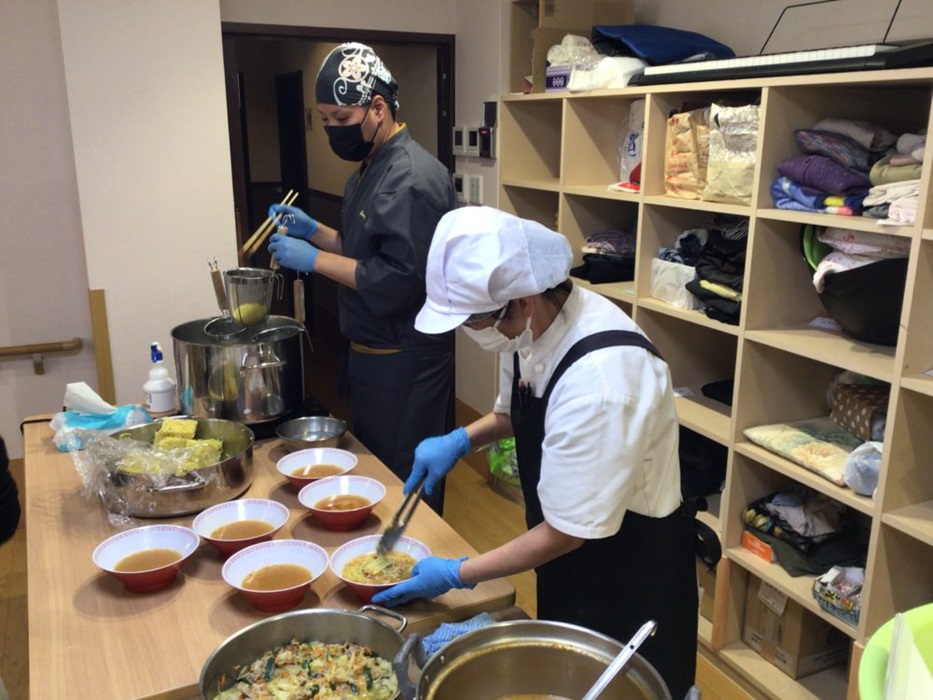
[
  {"xmin": 268, "ymin": 204, "xmax": 318, "ymax": 241},
  {"xmin": 268, "ymin": 233, "xmax": 319, "ymax": 272},
  {"xmin": 405, "ymin": 427, "xmax": 470, "ymax": 496},
  {"xmin": 371, "ymin": 556, "xmax": 474, "ymax": 607}
]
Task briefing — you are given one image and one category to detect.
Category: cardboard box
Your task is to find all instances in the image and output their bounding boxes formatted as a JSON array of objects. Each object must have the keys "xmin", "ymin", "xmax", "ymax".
[
  {"xmin": 743, "ymin": 577, "xmax": 849, "ymax": 679},
  {"xmin": 697, "ymin": 560, "xmax": 716, "ymax": 622},
  {"xmin": 509, "ymin": 0, "xmax": 634, "ymax": 93}
]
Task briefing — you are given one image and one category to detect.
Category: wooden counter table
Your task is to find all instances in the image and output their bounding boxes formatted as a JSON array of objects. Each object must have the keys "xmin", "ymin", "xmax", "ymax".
[{"xmin": 23, "ymin": 417, "xmax": 515, "ymax": 699}]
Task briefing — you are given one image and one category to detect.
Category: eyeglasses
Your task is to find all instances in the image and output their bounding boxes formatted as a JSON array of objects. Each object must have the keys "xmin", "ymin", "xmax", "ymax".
[{"xmin": 463, "ymin": 304, "xmax": 509, "ymax": 328}]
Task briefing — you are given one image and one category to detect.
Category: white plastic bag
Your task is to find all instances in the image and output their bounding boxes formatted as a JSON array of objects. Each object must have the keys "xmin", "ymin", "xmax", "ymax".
[
  {"xmin": 844, "ymin": 441, "xmax": 882, "ymax": 497},
  {"xmin": 620, "ymin": 99, "xmax": 645, "ymax": 185},
  {"xmin": 650, "ymin": 258, "xmax": 700, "ymax": 309}
]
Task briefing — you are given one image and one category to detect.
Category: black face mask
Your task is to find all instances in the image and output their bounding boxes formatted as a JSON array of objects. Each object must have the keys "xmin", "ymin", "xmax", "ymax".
[{"xmin": 325, "ymin": 107, "xmax": 382, "ymax": 162}]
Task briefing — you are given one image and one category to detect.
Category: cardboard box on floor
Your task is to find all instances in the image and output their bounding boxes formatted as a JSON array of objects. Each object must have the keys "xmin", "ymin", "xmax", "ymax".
[
  {"xmin": 743, "ymin": 577, "xmax": 849, "ymax": 679},
  {"xmin": 509, "ymin": 0, "xmax": 634, "ymax": 93},
  {"xmin": 697, "ymin": 560, "xmax": 716, "ymax": 622}
]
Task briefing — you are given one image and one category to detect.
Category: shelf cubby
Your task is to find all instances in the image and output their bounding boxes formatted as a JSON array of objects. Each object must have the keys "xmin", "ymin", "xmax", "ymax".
[
  {"xmin": 880, "ymin": 387, "xmax": 933, "ymax": 516},
  {"xmin": 723, "ymin": 452, "xmax": 869, "ymax": 639},
  {"xmin": 901, "ymin": 238, "xmax": 933, "ymax": 389},
  {"xmin": 562, "ymin": 94, "xmax": 643, "ymax": 188},
  {"xmin": 635, "ymin": 307, "xmax": 737, "ymax": 444},
  {"xmin": 755, "ymin": 81, "xmax": 933, "ymax": 212},
  {"xmin": 499, "ymin": 97, "xmax": 563, "ymax": 186},
  {"xmin": 641, "ymin": 88, "xmax": 762, "ymax": 200},
  {"xmin": 498, "ymin": 185, "xmax": 558, "ymax": 228},
  {"xmin": 558, "ymin": 192, "xmax": 638, "ymax": 264},
  {"xmin": 862, "ymin": 523, "xmax": 933, "ymax": 636}
]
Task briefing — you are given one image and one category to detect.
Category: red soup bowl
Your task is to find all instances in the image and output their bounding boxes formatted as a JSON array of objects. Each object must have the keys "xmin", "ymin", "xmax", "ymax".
[
  {"xmin": 222, "ymin": 539, "xmax": 328, "ymax": 614},
  {"xmin": 92, "ymin": 524, "xmax": 200, "ymax": 593},
  {"xmin": 330, "ymin": 534, "xmax": 431, "ymax": 604},
  {"xmin": 192, "ymin": 498, "xmax": 289, "ymax": 557},
  {"xmin": 275, "ymin": 447, "xmax": 358, "ymax": 489},
  {"xmin": 298, "ymin": 475, "xmax": 386, "ymax": 531}
]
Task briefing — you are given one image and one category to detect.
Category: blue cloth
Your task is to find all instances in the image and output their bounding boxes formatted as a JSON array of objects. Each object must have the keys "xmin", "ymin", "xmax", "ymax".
[
  {"xmin": 592, "ymin": 25, "xmax": 735, "ymax": 65},
  {"xmin": 770, "ymin": 177, "xmax": 864, "ymax": 215},
  {"xmin": 420, "ymin": 612, "xmax": 496, "ymax": 657}
]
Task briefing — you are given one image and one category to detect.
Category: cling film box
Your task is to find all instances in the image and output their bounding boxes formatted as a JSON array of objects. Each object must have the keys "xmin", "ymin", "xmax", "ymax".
[{"xmin": 743, "ymin": 577, "xmax": 849, "ymax": 679}]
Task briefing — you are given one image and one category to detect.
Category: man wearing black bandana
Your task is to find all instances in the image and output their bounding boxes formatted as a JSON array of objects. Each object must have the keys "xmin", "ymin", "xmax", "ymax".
[{"xmin": 268, "ymin": 43, "xmax": 457, "ymax": 513}]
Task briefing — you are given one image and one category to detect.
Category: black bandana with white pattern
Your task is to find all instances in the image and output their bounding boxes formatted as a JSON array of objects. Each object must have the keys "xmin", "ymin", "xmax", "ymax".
[{"xmin": 315, "ymin": 42, "xmax": 399, "ymax": 111}]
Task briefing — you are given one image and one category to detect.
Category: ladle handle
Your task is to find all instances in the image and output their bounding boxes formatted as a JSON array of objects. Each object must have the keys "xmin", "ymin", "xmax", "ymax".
[
  {"xmin": 210, "ymin": 268, "xmax": 228, "ymax": 314},
  {"xmin": 581, "ymin": 620, "xmax": 657, "ymax": 700}
]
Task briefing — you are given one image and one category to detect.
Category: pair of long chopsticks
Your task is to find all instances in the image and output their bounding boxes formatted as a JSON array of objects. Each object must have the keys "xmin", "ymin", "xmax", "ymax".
[{"xmin": 241, "ymin": 189, "xmax": 299, "ymax": 256}]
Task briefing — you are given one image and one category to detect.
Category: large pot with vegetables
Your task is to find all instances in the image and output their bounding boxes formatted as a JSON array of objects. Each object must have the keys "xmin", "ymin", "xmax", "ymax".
[
  {"xmin": 394, "ymin": 619, "xmax": 672, "ymax": 700},
  {"xmin": 200, "ymin": 607, "xmax": 412, "ymax": 699},
  {"xmin": 172, "ymin": 315, "xmax": 306, "ymax": 425}
]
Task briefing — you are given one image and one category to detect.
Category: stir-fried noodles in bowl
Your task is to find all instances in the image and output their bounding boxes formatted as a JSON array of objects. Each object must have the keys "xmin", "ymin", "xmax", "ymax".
[{"xmin": 330, "ymin": 534, "xmax": 431, "ymax": 603}]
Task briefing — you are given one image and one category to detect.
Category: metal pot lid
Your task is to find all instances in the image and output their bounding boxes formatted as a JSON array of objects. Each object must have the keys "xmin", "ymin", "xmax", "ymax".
[{"xmin": 172, "ymin": 315, "xmax": 304, "ymax": 346}]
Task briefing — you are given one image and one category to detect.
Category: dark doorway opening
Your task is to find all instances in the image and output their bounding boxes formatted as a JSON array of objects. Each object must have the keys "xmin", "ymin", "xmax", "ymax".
[{"xmin": 221, "ymin": 24, "xmax": 455, "ymax": 421}]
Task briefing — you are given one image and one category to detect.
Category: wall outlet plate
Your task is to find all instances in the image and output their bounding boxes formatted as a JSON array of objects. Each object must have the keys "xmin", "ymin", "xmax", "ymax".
[
  {"xmin": 452, "ymin": 126, "xmax": 465, "ymax": 156},
  {"xmin": 469, "ymin": 174, "xmax": 483, "ymax": 205},
  {"xmin": 453, "ymin": 173, "xmax": 468, "ymax": 204}
]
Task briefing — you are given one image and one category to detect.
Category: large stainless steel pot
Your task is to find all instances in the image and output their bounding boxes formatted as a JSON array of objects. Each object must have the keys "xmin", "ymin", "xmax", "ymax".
[
  {"xmin": 102, "ymin": 417, "xmax": 253, "ymax": 518},
  {"xmin": 172, "ymin": 315, "xmax": 306, "ymax": 425},
  {"xmin": 200, "ymin": 606, "xmax": 410, "ymax": 699},
  {"xmin": 396, "ymin": 620, "xmax": 672, "ymax": 700}
]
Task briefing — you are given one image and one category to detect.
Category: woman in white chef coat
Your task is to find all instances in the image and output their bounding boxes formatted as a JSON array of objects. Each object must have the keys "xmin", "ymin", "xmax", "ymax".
[{"xmin": 372, "ymin": 206, "xmax": 697, "ymax": 699}]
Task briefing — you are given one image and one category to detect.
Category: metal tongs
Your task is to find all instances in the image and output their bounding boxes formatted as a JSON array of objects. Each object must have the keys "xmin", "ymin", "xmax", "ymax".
[{"xmin": 376, "ymin": 474, "xmax": 426, "ymax": 556}]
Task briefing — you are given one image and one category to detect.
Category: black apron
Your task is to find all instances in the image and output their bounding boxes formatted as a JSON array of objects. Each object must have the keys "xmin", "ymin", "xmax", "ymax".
[{"xmin": 510, "ymin": 330, "xmax": 697, "ymax": 700}]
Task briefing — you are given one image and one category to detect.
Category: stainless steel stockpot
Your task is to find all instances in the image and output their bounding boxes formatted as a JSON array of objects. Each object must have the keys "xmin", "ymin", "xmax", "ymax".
[
  {"xmin": 172, "ymin": 315, "xmax": 305, "ymax": 425},
  {"xmin": 395, "ymin": 619, "xmax": 672, "ymax": 700}
]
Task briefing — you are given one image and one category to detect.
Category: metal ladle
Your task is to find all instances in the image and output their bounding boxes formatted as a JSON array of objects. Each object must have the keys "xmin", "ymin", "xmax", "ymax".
[{"xmin": 580, "ymin": 620, "xmax": 658, "ymax": 700}]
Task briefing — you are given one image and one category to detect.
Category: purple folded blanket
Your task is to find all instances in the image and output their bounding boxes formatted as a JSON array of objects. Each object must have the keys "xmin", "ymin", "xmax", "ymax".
[{"xmin": 777, "ymin": 155, "xmax": 871, "ymax": 197}]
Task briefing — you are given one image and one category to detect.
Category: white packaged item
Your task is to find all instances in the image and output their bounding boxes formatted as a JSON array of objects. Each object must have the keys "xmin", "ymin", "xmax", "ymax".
[
  {"xmin": 568, "ymin": 56, "xmax": 646, "ymax": 92},
  {"xmin": 620, "ymin": 99, "xmax": 646, "ymax": 184},
  {"xmin": 703, "ymin": 103, "xmax": 760, "ymax": 204},
  {"xmin": 650, "ymin": 258, "xmax": 700, "ymax": 309}
]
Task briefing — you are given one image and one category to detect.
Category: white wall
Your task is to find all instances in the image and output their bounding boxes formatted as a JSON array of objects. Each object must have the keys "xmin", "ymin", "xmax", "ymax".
[
  {"xmin": 0, "ymin": 0, "xmax": 98, "ymax": 456},
  {"xmin": 55, "ymin": 0, "xmax": 237, "ymax": 436}
]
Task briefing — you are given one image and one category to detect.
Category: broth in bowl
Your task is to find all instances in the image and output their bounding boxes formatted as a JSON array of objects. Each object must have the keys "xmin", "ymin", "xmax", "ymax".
[
  {"xmin": 242, "ymin": 563, "xmax": 313, "ymax": 591},
  {"xmin": 291, "ymin": 463, "xmax": 343, "ymax": 479},
  {"xmin": 313, "ymin": 494, "xmax": 371, "ymax": 511},
  {"xmin": 210, "ymin": 519, "xmax": 274, "ymax": 540},
  {"xmin": 114, "ymin": 548, "xmax": 182, "ymax": 572}
]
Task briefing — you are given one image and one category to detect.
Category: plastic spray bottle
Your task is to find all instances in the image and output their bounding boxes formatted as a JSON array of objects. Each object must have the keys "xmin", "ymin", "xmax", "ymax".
[{"xmin": 143, "ymin": 342, "xmax": 177, "ymax": 415}]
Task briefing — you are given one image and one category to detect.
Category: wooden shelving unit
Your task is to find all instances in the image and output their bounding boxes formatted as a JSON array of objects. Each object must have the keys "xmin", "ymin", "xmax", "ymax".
[{"xmin": 499, "ymin": 67, "xmax": 933, "ymax": 699}]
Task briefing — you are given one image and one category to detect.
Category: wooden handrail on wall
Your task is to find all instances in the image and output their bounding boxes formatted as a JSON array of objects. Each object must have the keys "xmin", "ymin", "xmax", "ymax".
[{"xmin": 0, "ymin": 337, "xmax": 83, "ymax": 375}]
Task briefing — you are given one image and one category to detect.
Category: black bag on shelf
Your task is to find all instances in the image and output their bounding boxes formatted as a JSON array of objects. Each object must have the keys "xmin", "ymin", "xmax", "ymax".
[
  {"xmin": 679, "ymin": 426, "xmax": 727, "ymax": 500},
  {"xmin": 819, "ymin": 257, "xmax": 909, "ymax": 346}
]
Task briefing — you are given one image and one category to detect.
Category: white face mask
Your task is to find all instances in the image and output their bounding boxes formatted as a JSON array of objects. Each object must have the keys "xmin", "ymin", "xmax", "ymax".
[{"xmin": 462, "ymin": 316, "xmax": 534, "ymax": 355}]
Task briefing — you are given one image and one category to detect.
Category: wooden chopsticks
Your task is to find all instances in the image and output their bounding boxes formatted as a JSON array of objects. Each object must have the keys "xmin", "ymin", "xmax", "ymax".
[{"xmin": 241, "ymin": 189, "xmax": 299, "ymax": 256}]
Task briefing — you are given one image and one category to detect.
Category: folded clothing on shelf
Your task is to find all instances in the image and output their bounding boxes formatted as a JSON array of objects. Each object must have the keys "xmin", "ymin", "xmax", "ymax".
[{"xmin": 743, "ymin": 416, "xmax": 862, "ymax": 487}]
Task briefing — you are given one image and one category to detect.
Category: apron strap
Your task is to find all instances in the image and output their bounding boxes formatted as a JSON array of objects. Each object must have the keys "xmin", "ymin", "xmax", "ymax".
[{"xmin": 540, "ymin": 330, "xmax": 663, "ymax": 406}]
